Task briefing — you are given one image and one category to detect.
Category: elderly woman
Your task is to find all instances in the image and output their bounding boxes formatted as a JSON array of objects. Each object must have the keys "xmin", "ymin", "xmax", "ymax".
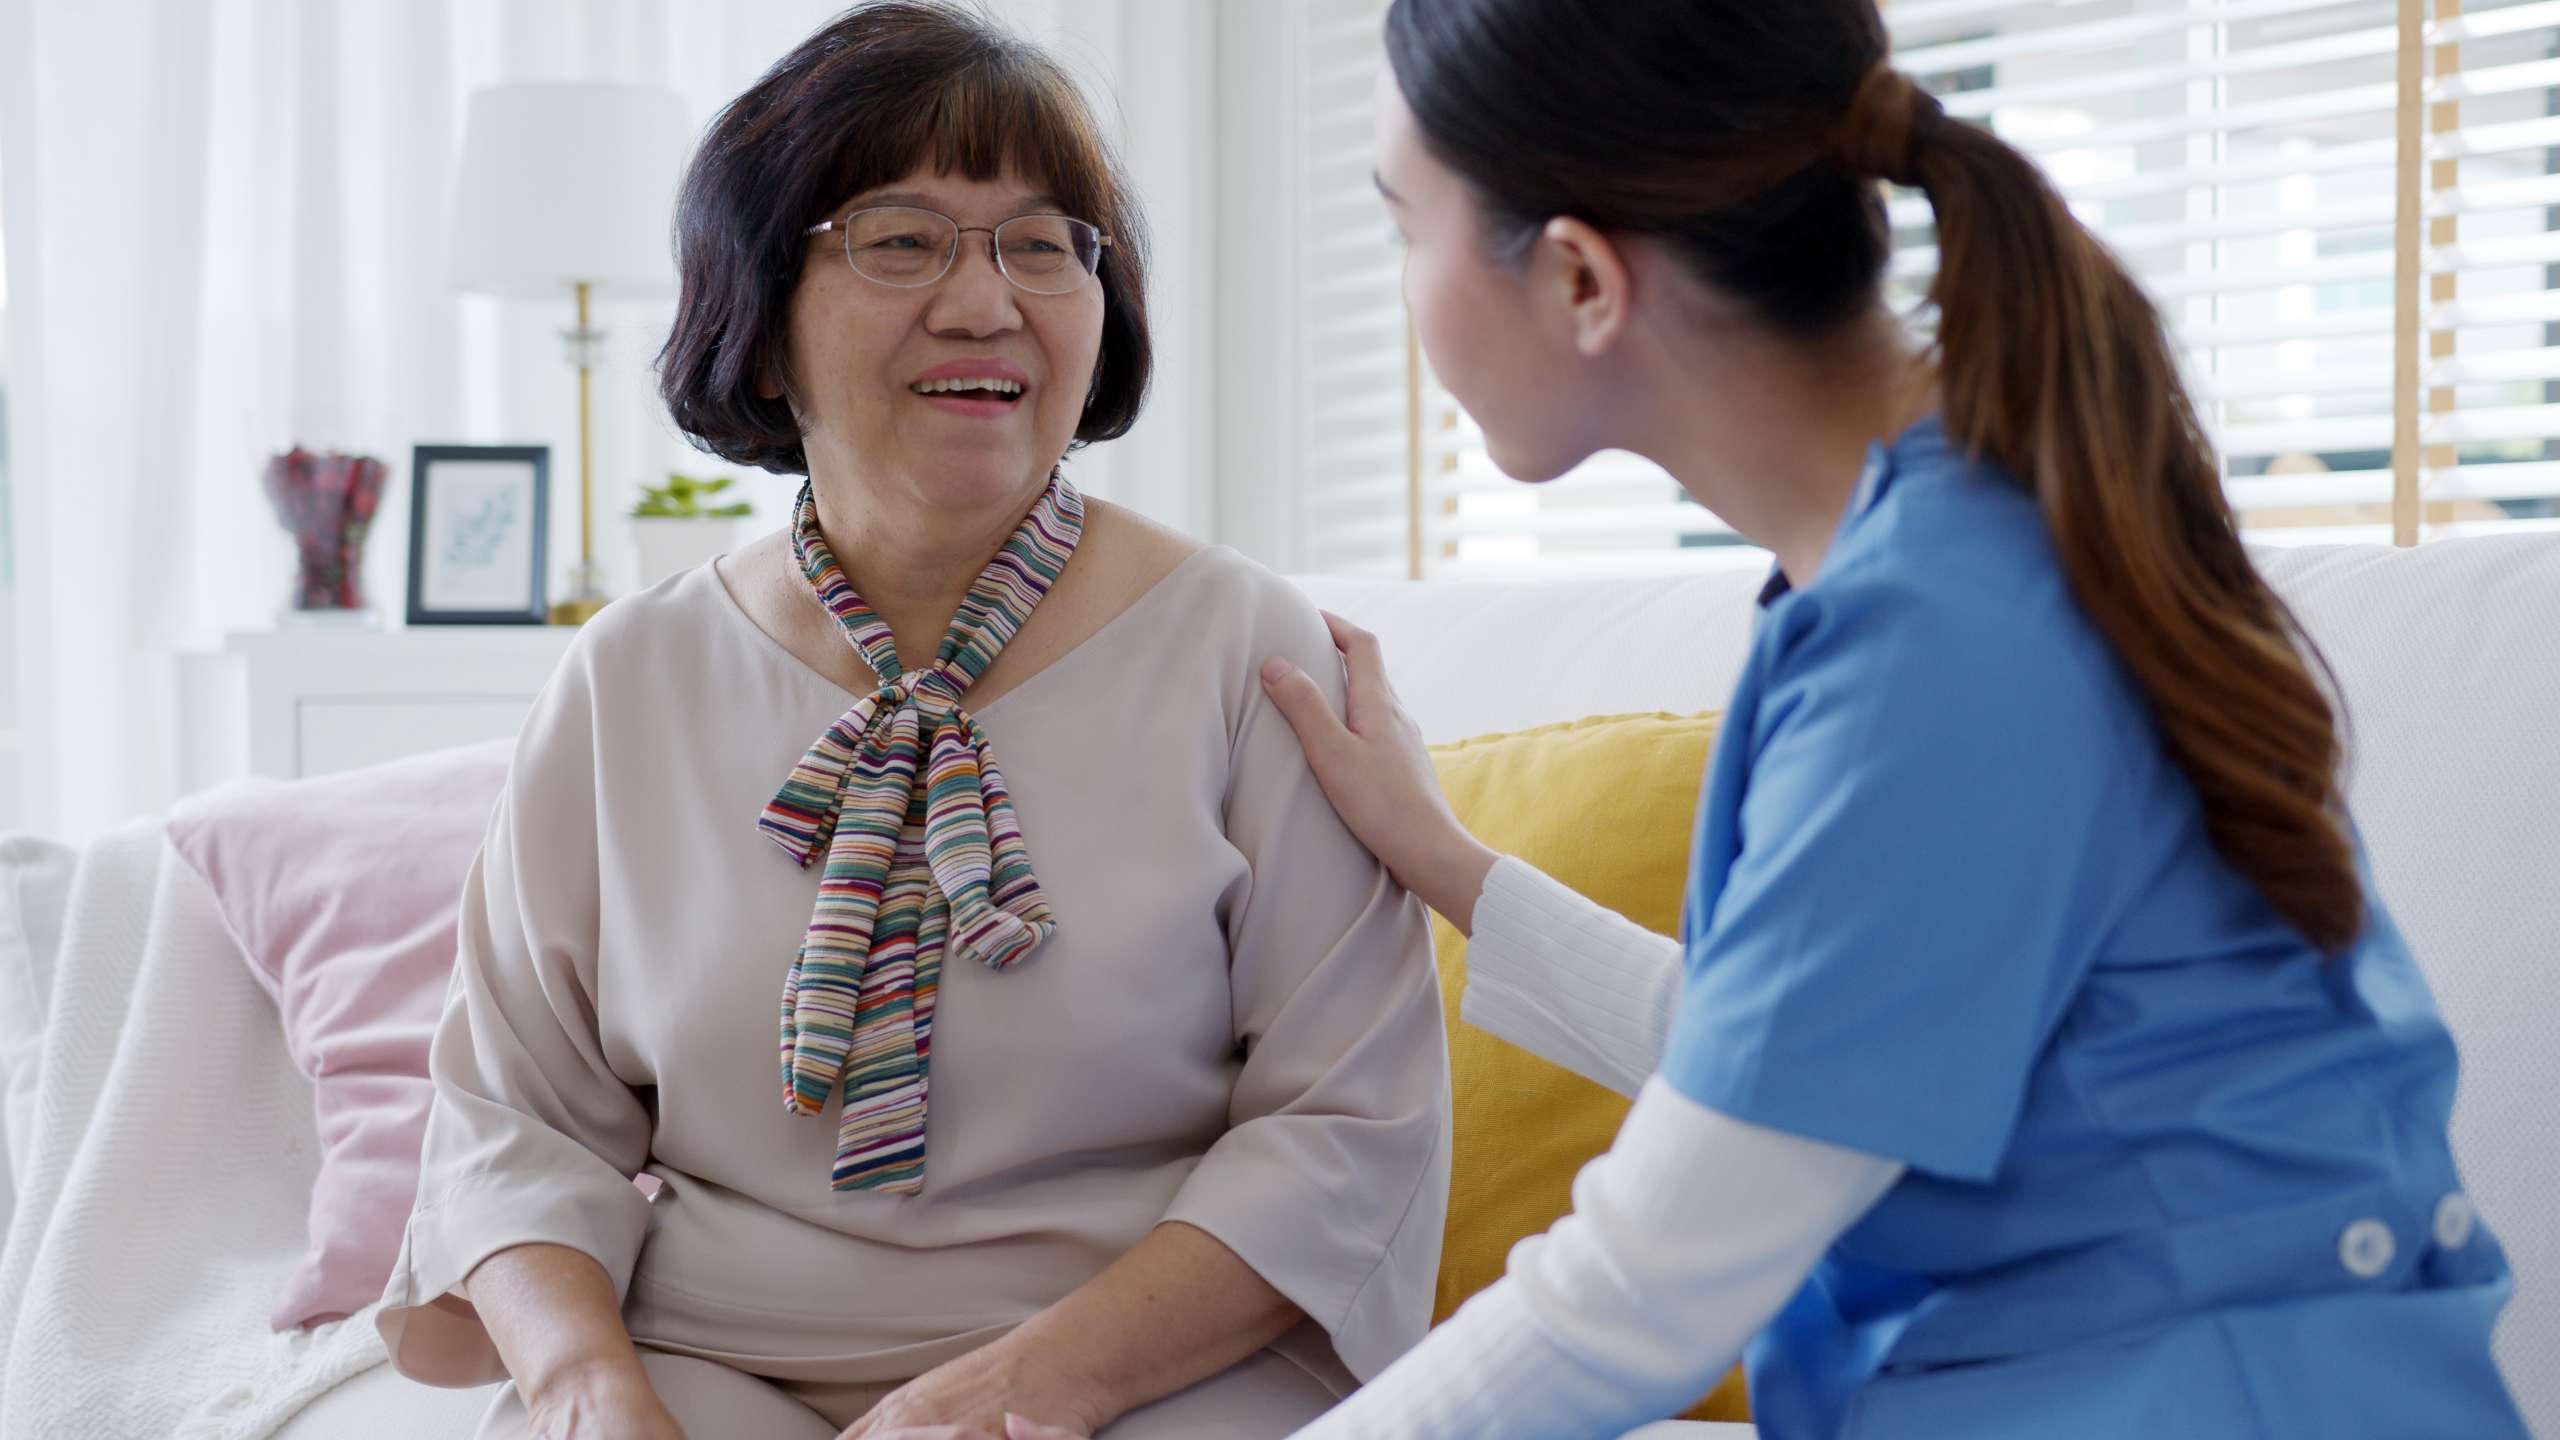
[{"xmin": 371, "ymin": 7, "xmax": 1450, "ymax": 1438}]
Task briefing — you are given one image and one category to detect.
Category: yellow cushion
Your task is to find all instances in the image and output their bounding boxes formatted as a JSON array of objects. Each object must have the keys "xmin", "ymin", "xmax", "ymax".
[{"xmin": 1427, "ymin": 709, "xmax": 1748, "ymax": 1424}]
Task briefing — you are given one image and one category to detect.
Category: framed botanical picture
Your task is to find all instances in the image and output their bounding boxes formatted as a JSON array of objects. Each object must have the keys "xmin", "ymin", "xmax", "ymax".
[{"xmin": 406, "ymin": 444, "xmax": 550, "ymax": 625}]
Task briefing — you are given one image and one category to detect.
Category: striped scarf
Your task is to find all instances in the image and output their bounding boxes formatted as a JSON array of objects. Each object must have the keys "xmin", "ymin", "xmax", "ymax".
[{"xmin": 759, "ymin": 473, "xmax": 1079, "ymax": 1193}]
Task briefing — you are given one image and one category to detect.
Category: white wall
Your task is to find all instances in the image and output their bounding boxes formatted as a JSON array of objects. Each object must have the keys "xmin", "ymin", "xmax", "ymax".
[{"xmin": 1212, "ymin": 0, "xmax": 1313, "ymax": 573}]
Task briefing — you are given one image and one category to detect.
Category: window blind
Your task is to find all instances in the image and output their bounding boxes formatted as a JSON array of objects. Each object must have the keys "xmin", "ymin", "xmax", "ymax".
[
  {"xmin": 1893, "ymin": 0, "xmax": 2405, "ymax": 546},
  {"xmin": 1281, "ymin": 0, "xmax": 2560, "ymax": 575},
  {"xmin": 1893, "ymin": 0, "xmax": 2560, "ymax": 545},
  {"xmin": 1291, "ymin": 0, "xmax": 1417, "ymax": 579},
  {"xmin": 2405, "ymin": 0, "xmax": 2560, "ymax": 541}
]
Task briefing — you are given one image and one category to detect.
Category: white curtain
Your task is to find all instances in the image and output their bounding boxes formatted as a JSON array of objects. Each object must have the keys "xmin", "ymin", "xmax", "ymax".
[{"xmin": 0, "ymin": 0, "xmax": 1214, "ymax": 844}]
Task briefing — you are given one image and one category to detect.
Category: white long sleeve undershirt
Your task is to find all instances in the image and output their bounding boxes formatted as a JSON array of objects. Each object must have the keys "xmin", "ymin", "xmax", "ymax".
[
  {"xmin": 1287, "ymin": 858, "xmax": 1906, "ymax": 1440},
  {"xmin": 1461, "ymin": 856, "xmax": 1687, "ymax": 1099}
]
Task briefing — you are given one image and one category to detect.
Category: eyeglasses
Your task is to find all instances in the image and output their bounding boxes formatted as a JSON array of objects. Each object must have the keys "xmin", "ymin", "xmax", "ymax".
[{"xmin": 804, "ymin": 205, "xmax": 1111, "ymax": 295}]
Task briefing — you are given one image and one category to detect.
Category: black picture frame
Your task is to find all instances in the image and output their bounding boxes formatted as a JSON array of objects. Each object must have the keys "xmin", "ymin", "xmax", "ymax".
[{"xmin": 406, "ymin": 444, "xmax": 551, "ymax": 625}]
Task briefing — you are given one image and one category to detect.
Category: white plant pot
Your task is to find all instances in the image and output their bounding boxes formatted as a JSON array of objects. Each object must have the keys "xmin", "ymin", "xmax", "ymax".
[{"xmin": 631, "ymin": 516, "xmax": 748, "ymax": 591}]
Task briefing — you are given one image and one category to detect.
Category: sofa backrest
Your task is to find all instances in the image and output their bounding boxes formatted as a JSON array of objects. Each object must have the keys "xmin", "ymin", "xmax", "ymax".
[
  {"xmin": 1300, "ymin": 532, "xmax": 2560, "ymax": 1428},
  {"xmin": 1296, "ymin": 566, "xmax": 1768, "ymax": 744}
]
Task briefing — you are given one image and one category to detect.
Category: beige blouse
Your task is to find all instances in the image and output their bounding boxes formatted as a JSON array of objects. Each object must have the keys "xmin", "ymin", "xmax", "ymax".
[{"xmin": 375, "ymin": 546, "xmax": 1451, "ymax": 1397}]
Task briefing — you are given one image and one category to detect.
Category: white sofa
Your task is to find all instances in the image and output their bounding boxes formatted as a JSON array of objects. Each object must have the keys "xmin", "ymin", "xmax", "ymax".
[{"xmin": 2, "ymin": 536, "xmax": 2551, "ymax": 1439}]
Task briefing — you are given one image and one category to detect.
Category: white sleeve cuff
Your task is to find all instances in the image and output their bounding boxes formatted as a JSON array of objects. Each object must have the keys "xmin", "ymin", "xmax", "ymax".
[{"xmin": 1460, "ymin": 856, "xmax": 1684, "ymax": 1098}]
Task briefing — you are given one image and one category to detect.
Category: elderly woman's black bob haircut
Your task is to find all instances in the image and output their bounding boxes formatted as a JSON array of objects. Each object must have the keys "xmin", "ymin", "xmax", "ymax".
[{"xmin": 656, "ymin": 2, "xmax": 1153, "ymax": 476}]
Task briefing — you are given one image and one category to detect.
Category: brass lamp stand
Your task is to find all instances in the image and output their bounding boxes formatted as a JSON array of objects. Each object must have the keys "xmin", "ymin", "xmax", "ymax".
[{"xmin": 549, "ymin": 279, "xmax": 611, "ymax": 626}]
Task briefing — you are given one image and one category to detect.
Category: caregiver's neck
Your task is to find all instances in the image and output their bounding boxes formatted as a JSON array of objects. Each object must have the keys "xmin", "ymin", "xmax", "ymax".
[{"xmin": 1621, "ymin": 300, "xmax": 1936, "ymax": 592}]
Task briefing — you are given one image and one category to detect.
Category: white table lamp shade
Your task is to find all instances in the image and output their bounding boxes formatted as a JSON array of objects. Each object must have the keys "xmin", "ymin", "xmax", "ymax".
[{"xmin": 450, "ymin": 82, "xmax": 694, "ymax": 300}]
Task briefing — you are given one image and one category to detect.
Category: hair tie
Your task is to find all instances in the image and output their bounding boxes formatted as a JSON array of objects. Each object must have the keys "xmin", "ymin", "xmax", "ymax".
[{"xmin": 1831, "ymin": 65, "xmax": 1942, "ymax": 187}]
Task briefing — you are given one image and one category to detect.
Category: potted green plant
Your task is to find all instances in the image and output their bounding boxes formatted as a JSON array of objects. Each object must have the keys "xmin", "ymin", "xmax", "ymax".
[{"xmin": 630, "ymin": 473, "xmax": 756, "ymax": 588}]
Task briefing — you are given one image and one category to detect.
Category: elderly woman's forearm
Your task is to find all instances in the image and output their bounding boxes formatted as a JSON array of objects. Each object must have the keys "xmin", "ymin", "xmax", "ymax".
[
  {"xmin": 1000, "ymin": 1220, "xmax": 1304, "ymax": 1426},
  {"xmin": 463, "ymin": 1242, "xmax": 652, "ymax": 1402}
]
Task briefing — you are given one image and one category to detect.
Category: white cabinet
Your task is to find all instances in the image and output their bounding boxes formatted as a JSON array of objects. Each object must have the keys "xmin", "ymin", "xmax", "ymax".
[
  {"xmin": 292, "ymin": 697, "xmax": 547, "ymax": 778},
  {"xmin": 201, "ymin": 626, "xmax": 577, "ymax": 784}
]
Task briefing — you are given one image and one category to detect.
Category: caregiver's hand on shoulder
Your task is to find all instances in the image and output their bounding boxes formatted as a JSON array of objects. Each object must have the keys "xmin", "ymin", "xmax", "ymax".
[
  {"xmin": 1261, "ymin": 611, "xmax": 1501, "ymax": 935},
  {"xmin": 835, "ymin": 1337, "xmax": 1107, "ymax": 1440}
]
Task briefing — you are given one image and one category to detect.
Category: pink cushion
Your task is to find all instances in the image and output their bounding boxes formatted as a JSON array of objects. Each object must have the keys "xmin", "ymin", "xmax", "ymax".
[{"xmin": 169, "ymin": 740, "xmax": 511, "ymax": 1331}]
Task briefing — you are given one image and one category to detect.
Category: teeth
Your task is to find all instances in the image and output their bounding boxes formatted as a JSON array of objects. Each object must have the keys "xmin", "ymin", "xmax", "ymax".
[{"xmin": 914, "ymin": 377, "xmax": 1023, "ymax": 396}]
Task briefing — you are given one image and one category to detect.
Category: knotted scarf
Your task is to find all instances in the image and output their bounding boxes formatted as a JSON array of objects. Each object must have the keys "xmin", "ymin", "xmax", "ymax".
[{"xmin": 759, "ymin": 472, "xmax": 1078, "ymax": 1192}]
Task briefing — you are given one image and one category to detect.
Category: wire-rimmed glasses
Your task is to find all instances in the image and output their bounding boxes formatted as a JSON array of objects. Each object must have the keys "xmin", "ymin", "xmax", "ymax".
[{"xmin": 804, "ymin": 205, "xmax": 1110, "ymax": 295}]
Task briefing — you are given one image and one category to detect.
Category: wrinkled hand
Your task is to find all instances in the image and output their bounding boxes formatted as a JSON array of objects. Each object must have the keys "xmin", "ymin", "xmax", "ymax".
[
  {"xmin": 833, "ymin": 1339, "xmax": 1106, "ymax": 1440},
  {"xmin": 1261, "ymin": 612, "xmax": 1499, "ymax": 933}
]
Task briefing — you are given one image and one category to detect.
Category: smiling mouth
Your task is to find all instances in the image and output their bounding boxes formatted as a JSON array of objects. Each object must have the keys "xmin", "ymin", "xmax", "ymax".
[{"xmin": 909, "ymin": 377, "xmax": 1027, "ymax": 408}]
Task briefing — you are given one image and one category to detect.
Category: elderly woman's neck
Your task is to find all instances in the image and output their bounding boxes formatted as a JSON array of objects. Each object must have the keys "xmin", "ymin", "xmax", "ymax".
[{"xmin": 805, "ymin": 469, "xmax": 1056, "ymax": 669}]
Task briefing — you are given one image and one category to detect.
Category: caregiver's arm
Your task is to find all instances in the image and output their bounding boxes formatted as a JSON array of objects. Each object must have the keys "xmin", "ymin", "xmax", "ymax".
[
  {"xmin": 1292, "ymin": 1078, "xmax": 1903, "ymax": 1440},
  {"xmin": 1464, "ymin": 858, "xmax": 1683, "ymax": 1098},
  {"xmin": 1263, "ymin": 613, "xmax": 1683, "ymax": 1098}
]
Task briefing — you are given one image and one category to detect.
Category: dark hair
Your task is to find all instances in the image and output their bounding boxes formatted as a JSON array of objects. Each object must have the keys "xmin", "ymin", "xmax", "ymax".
[
  {"xmin": 1385, "ymin": 0, "xmax": 2363, "ymax": 954},
  {"xmin": 657, "ymin": 1, "xmax": 1152, "ymax": 475}
]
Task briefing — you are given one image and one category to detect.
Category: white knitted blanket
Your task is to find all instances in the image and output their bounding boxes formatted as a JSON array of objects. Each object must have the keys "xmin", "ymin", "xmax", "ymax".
[{"xmin": 0, "ymin": 821, "xmax": 386, "ymax": 1438}]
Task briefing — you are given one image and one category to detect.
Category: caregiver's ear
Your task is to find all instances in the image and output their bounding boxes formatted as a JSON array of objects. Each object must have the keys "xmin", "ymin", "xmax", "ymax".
[{"xmin": 1537, "ymin": 215, "xmax": 1634, "ymax": 358}]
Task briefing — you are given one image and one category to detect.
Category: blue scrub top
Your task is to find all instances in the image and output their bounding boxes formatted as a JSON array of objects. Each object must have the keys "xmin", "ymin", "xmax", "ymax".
[{"xmin": 1659, "ymin": 417, "xmax": 2524, "ymax": 1440}]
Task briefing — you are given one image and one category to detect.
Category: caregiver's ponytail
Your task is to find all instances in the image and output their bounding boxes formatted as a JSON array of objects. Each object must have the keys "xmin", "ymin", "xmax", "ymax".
[{"xmin": 1882, "ymin": 74, "xmax": 2359, "ymax": 951}]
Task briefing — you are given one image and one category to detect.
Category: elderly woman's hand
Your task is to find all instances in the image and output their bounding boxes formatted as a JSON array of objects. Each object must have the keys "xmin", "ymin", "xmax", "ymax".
[
  {"xmin": 1261, "ymin": 611, "xmax": 1501, "ymax": 935},
  {"xmin": 834, "ymin": 1335, "xmax": 1108, "ymax": 1440}
]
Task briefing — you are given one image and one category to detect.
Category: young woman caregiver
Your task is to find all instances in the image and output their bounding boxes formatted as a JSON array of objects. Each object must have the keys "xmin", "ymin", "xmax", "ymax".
[{"xmin": 1258, "ymin": 2, "xmax": 2529, "ymax": 1437}]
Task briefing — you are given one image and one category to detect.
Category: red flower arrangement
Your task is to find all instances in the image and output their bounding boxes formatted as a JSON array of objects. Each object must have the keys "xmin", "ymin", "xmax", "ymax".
[{"xmin": 262, "ymin": 448, "xmax": 389, "ymax": 611}]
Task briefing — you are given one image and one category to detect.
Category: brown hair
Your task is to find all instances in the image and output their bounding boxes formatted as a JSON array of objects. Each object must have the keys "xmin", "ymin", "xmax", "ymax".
[
  {"xmin": 1385, "ymin": 0, "xmax": 2362, "ymax": 952},
  {"xmin": 657, "ymin": 1, "xmax": 1152, "ymax": 475}
]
